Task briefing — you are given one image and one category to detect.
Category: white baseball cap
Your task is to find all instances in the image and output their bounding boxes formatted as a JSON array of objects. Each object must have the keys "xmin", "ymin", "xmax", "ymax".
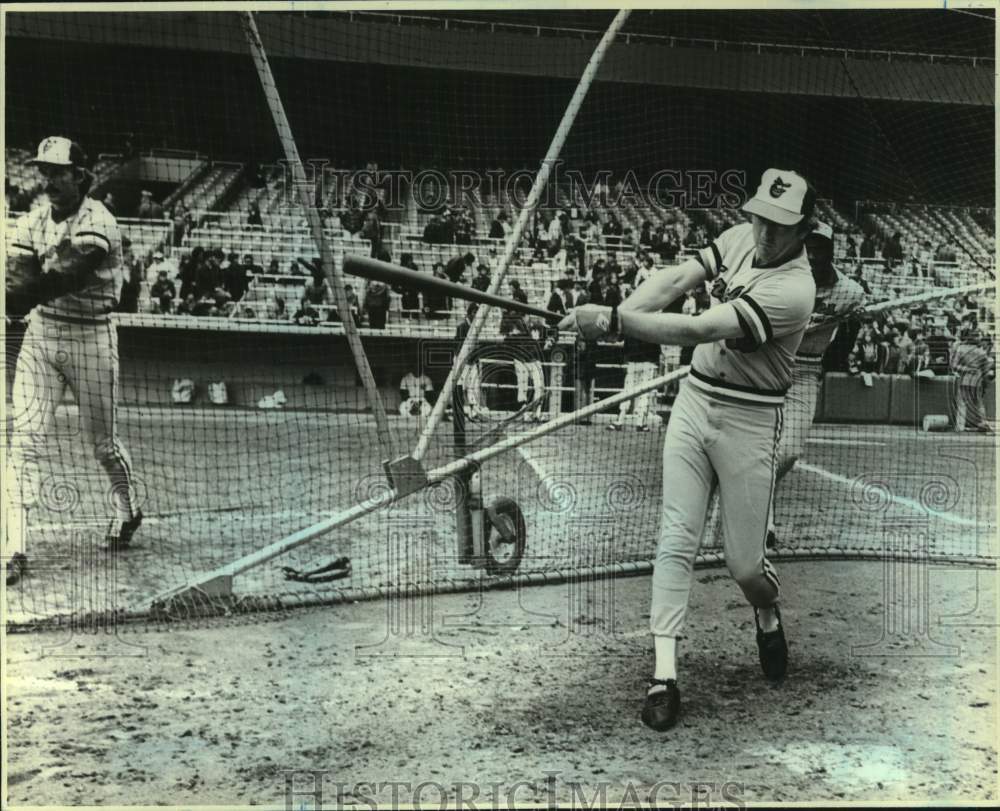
[
  {"xmin": 27, "ymin": 136, "xmax": 87, "ymax": 167},
  {"xmin": 742, "ymin": 168, "xmax": 814, "ymax": 226}
]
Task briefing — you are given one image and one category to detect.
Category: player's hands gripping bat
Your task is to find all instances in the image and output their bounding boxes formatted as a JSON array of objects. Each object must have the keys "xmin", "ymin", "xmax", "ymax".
[{"xmin": 558, "ymin": 304, "xmax": 614, "ymax": 340}]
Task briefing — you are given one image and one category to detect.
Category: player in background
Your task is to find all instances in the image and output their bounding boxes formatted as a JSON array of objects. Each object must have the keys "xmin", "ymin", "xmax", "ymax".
[
  {"xmin": 399, "ymin": 370, "xmax": 435, "ymax": 418},
  {"xmin": 560, "ymin": 168, "xmax": 818, "ymax": 732},
  {"xmin": 702, "ymin": 221, "xmax": 866, "ymax": 548},
  {"xmin": 5, "ymin": 137, "xmax": 142, "ymax": 586}
]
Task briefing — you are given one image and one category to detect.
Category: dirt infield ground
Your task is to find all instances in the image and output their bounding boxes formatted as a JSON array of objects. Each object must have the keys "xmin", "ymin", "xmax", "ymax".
[{"xmin": 4, "ymin": 559, "xmax": 997, "ymax": 807}]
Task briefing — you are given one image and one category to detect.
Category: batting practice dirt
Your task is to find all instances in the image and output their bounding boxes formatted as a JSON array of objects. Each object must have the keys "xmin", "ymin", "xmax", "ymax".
[{"xmin": 5, "ymin": 560, "xmax": 996, "ymax": 805}]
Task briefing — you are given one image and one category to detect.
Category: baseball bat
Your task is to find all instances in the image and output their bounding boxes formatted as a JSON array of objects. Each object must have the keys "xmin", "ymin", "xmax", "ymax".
[{"xmin": 325, "ymin": 255, "xmax": 565, "ymax": 324}]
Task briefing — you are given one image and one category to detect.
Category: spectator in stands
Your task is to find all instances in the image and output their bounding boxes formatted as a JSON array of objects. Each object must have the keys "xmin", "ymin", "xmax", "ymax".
[
  {"xmin": 266, "ymin": 295, "xmax": 290, "ymax": 322},
  {"xmin": 569, "ymin": 232, "xmax": 588, "ymax": 277},
  {"xmin": 393, "ymin": 252, "xmax": 422, "ymax": 318},
  {"xmin": 907, "ymin": 338, "xmax": 933, "ymax": 377},
  {"xmin": 472, "ymin": 264, "xmax": 492, "ymax": 292},
  {"xmin": 587, "ymin": 263, "xmax": 605, "ymax": 305},
  {"xmin": 423, "ymin": 263, "xmax": 450, "ymax": 320},
  {"xmin": 620, "ymin": 256, "xmax": 639, "ymax": 291},
  {"xmin": 621, "ymin": 226, "xmax": 637, "ymax": 251},
  {"xmin": 150, "ymin": 269, "xmax": 177, "ymax": 314},
  {"xmin": 895, "ymin": 329, "xmax": 915, "ymax": 373},
  {"xmin": 302, "ymin": 268, "xmax": 332, "ymax": 309},
  {"xmin": 289, "ymin": 259, "xmax": 308, "ymax": 276},
  {"xmin": 241, "ymin": 252, "xmax": 262, "ymax": 276},
  {"xmin": 635, "ymin": 254, "xmax": 655, "ymax": 290},
  {"xmin": 489, "ymin": 211, "xmax": 509, "ymax": 240},
  {"xmin": 639, "ymin": 221, "xmax": 654, "ymax": 249},
  {"xmin": 883, "ymin": 232, "xmax": 903, "ymax": 272},
  {"xmin": 602, "ymin": 213, "xmax": 623, "ymax": 247},
  {"xmin": 225, "ymin": 256, "xmax": 252, "ymax": 302},
  {"xmin": 509, "ymin": 279, "xmax": 528, "ymax": 306},
  {"xmin": 601, "ymin": 271, "xmax": 623, "ymax": 309},
  {"xmin": 196, "ymin": 251, "xmax": 224, "ymax": 299},
  {"xmin": 546, "ymin": 211, "xmax": 564, "ymax": 257},
  {"xmin": 439, "ymin": 208, "xmax": 458, "ymax": 245},
  {"xmin": 267, "ymin": 258, "xmax": 280, "ymax": 275},
  {"xmin": 854, "ymin": 329, "xmax": 885, "ymax": 374},
  {"xmin": 916, "ymin": 240, "xmax": 934, "ymax": 279},
  {"xmin": 362, "ymin": 209, "xmax": 384, "ymax": 257},
  {"xmin": 844, "ymin": 235, "xmax": 857, "ymax": 260},
  {"xmin": 860, "ymin": 233, "xmax": 877, "ymax": 260},
  {"xmin": 178, "ymin": 247, "xmax": 202, "ymax": 300},
  {"xmin": 547, "ymin": 281, "xmax": 567, "ymax": 317},
  {"xmin": 293, "ymin": 301, "xmax": 321, "ymax": 326},
  {"xmin": 170, "ymin": 203, "xmax": 191, "ymax": 247},
  {"xmin": 247, "ymin": 202, "xmax": 263, "ymax": 229},
  {"xmin": 454, "ymin": 207, "xmax": 475, "ymax": 245},
  {"xmin": 574, "ymin": 280, "xmax": 591, "ymax": 306},
  {"xmin": 423, "ymin": 211, "xmax": 445, "ymax": 244},
  {"xmin": 445, "ymin": 251, "xmax": 475, "ymax": 284},
  {"xmin": 102, "ymin": 191, "xmax": 117, "ymax": 216},
  {"xmin": 683, "ymin": 224, "xmax": 706, "ymax": 248},
  {"xmin": 137, "ymin": 189, "xmax": 164, "ymax": 220},
  {"xmin": 600, "ymin": 254, "xmax": 618, "ymax": 284},
  {"xmin": 364, "ymin": 277, "xmax": 391, "ymax": 329},
  {"xmin": 145, "ymin": 249, "xmax": 173, "ymax": 289},
  {"xmin": 935, "ymin": 241, "xmax": 958, "ymax": 263},
  {"xmin": 176, "ymin": 293, "xmax": 197, "ymax": 316}
]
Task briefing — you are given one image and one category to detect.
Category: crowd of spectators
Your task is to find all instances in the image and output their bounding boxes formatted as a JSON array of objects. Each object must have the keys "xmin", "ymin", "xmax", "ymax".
[{"xmin": 840, "ymin": 291, "xmax": 989, "ymax": 378}]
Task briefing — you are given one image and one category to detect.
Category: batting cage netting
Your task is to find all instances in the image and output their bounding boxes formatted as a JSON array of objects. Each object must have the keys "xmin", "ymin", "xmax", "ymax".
[{"xmin": 3, "ymin": 9, "xmax": 995, "ymax": 630}]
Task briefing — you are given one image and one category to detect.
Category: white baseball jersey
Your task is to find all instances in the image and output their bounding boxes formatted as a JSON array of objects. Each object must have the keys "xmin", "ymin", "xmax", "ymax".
[
  {"xmin": 401, "ymin": 373, "xmax": 433, "ymax": 400},
  {"xmin": 690, "ymin": 223, "xmax": 815, "ymax": 405},
  {"xmin": 9, "ymin": 197, "xmax": 123, "ymax": 322}
]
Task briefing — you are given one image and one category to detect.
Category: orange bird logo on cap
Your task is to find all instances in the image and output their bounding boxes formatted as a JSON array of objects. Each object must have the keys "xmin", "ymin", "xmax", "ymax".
[{"xmin": 769, "ymin": 177, "xmax": 792, "ymax": 198}]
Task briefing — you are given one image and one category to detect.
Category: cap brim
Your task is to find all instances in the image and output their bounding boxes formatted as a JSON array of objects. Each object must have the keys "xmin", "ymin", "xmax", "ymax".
[
  {"xmin": 742, "ymin": 198, "xmax": 803, "ymax": 226},
  {"xmin": 27, "ymin": 158, "xmax": 73, "ymax": 167}
]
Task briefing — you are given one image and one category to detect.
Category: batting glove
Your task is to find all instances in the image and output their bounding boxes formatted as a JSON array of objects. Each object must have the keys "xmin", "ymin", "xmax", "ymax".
[{"xmin": 558, "ymin": 304, "xmax": 613, "ymax": 341}]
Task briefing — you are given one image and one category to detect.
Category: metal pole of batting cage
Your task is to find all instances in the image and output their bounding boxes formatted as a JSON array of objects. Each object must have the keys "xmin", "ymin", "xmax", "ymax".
[
  {"xmin": 409, "ymin": 9, "xmax": 632, "ymax": 465},
  {"xmin": 240, "ymin": 11, "xmax": 395, "ymax": 460}
]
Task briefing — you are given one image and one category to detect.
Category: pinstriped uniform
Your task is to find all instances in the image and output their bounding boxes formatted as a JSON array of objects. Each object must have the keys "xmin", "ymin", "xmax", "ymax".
[
  {"xmin": 649, "ymin": 223, "xmax": 815, "ymax": 638},
  {"xmin": 6, "ymin": 197, "xmax": 138, "ymax": 552}
]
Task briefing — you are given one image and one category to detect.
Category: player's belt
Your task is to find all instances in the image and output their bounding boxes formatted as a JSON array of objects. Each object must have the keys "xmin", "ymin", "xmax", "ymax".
[
  {"xmin": 36, "ymin": 308, "xmax": 112, "ymax": 325},
  {"xmin": 688, "ymin": 367, "xmax": 786, "ymax": 406},
  {"xmin": 795, "ymin": 354, "xmax": 825, "ymax": 365}
]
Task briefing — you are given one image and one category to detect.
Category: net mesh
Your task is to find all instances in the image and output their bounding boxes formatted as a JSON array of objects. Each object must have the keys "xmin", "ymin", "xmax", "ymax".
[{"xmin": 3, "ymin": 9, "xmax": 995, "ymax": 629}]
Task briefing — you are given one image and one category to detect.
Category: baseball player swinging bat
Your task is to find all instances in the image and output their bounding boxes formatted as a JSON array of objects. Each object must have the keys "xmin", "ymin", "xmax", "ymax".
[{"xmin": 304, "ymin": 256, "xmax": 565, "ymax": 324}]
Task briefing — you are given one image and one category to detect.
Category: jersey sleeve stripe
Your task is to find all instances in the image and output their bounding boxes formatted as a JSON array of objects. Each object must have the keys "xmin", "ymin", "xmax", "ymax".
[
  {"xmin": 10, "ymin": 242, "xmax": 36, "ymax": 254},
  {"xmin": 74, "ymin": 230, "xmax": 112, "ymax": 250},
  {"xmin": 731, "ymin": 298, "xmax": 767, "ymax": 346},
  {"xmin": 709, "ymin": 243, "xmax": 723, "ymax": 279},
  {"xmin": 732, "ymin": 305, "xmax": 761, "ymax": 348},
  {"xmin": 739, "ymin": 294, "xmax": 773, "ymax": 342}
]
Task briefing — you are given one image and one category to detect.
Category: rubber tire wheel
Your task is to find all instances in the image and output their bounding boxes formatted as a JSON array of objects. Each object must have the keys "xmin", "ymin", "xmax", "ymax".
[{"xmin": 484, "ymin": 497, "xmax": 526, "ymax": 576}]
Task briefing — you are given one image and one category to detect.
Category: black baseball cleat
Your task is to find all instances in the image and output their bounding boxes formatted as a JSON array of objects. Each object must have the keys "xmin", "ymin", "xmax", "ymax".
[
  {"xmin": 755, "ymin": 606, "xmax": 788, "ymax": 682},
  {"xmin": 104, "ymin": 511, "xmax": 143, "ymax": 552},
  {"xmin": 641, "ymin": 678, "xmax": 680, "ymax": 732},
  {"xmin": 6, "ymin": 552, "xmax": 28, "ymax": 586}
]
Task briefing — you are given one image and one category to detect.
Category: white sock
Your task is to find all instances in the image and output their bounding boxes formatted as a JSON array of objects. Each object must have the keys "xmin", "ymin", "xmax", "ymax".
[
  {"xmin": 757, "ymin": 606, "xmax": 780, "ymax": 633},
  {"xmin": 652, "ymin": 636, "xmax": 677, "ymax": 685}
]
